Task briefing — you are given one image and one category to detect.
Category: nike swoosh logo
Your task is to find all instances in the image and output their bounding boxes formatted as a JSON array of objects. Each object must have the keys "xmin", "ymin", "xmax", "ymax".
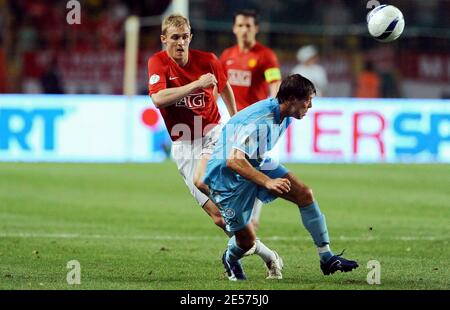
[{"xmin": 169, "ymin": 77, "xmax": 179, "ymax": 80}]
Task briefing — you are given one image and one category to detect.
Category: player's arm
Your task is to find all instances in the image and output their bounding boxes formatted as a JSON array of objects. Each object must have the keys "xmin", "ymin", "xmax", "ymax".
[
  {"xmin": 151, "ymin": 73, "xmax": 217, "ymax": 108},
  {"xmin": 263, "ymin": 49, "xmax": 282, "ymax": 98},
  {"xmin": 226, "ymin": 148, "xmax": 290, "ymax": 194},
  {"xmin": 220, "ymin": 82, "xmax": 238, "ymax": 117}
]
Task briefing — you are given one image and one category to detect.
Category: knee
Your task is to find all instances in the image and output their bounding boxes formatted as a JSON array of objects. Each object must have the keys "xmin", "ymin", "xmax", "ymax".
[
  {"xmin": 304, "ymin": 187, "xmax": 314, "ymax": 203},
  {"xmin": 295, "ymin": 186, "xmax": 314, "ymax": 207}
]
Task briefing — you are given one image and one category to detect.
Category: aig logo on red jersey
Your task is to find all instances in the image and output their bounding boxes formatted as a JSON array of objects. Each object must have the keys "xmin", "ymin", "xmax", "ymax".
[
  {"xmin": 228, "ymin": 69, "xmax": 251, "ymax": 87},
  {"xmin": 176, "ymin": 92, "xmax": 206, "ymax": 109}
]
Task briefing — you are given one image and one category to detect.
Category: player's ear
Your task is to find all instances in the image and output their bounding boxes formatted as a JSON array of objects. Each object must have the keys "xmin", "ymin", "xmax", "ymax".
[
  {"xmin": 232, "ymin": 24, "xmax": 238, "ymax": 35},
  {"xmin": 288, "ymin": 96, "xmax": 298, "ymax": 105},
  {"xmin": 160, "ymin": 35, "xmax": 166, "ymax": 44}
]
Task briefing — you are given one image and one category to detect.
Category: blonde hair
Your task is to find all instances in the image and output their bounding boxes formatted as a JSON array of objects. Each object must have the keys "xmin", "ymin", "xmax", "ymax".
[{"xmin": 161, "ymin": 14, "xmax": 191, "ymax": 35}]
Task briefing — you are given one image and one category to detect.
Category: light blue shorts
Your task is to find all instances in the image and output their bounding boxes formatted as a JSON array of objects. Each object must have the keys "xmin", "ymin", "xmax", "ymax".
[{"xmin": 209, "ymin": 163, "xmax": 289, "ymax": 232}]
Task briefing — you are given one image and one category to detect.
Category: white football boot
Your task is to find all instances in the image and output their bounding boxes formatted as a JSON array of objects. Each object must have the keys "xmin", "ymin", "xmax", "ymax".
[{"xmin": 266, "ymin": 251, "xmax": 283, "ymax": 280}]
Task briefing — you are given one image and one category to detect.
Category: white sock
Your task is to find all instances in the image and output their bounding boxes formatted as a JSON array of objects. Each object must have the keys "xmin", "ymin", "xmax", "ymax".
[
  {"xmin": 254, "ymin": 239, "xmax": 276, "ymax": 263},
  {"xmin": 318, "ymin": 244, "xmax": 331, "ymax": 254}
]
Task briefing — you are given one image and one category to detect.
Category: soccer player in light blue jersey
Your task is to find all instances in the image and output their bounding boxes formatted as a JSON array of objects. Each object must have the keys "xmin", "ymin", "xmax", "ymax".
[{"xmin": 203, "ymin": 74, "xmax": 358, "ymax": 280}]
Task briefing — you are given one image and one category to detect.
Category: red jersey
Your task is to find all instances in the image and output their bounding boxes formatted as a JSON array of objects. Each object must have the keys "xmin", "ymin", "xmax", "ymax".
[
  {"xmin": 220, "ymin": 42, "xmax": 281, "ymax": 111},
  {"xmin": 148, "ymin": 49, "xmax": 226, "ymax": 141}
]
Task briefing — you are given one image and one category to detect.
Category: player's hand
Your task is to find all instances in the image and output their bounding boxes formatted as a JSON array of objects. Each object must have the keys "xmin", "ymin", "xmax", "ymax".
[
  {"xmin": 264, "ymin": 178, "xmax": 291, "ymax": 194},
  {"xmin": 197, "ymin": 73, "xmax": 217, "ymax": 89}
]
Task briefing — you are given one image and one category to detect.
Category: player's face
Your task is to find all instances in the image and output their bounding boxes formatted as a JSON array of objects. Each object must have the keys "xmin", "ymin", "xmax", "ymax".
[
  {"xmin": 233, "ymin": 15, "xmax": 258, "ymax": 46},
  {"xmin": 161, "ymin": 25, "xmax": 192, "ymax": 65},
  {"xmin": 289, "ymin": 95, "xmax": 313, "ymax": 119}
]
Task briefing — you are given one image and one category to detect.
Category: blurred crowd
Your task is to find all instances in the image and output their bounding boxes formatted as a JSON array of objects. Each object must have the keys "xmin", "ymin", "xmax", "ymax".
[
  {"xmin": 0, "ymin": 0, "xmax": 449, "ymax": 97},
  {"xmin": 0, "ymin": 0, "xmax": 170, "ymax": 93}
]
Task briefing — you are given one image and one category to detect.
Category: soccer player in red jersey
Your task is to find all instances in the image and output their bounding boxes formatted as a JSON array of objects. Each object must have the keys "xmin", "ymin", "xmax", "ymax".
[
  {"xmin": 148, "ymin": 14, "xmax": 237, "ymax": 233},
  {"xmin": 220, "ymin": 10, "xmax": 282, "ymax": 111},
  {"xmin": 220, "ymin": 10, "xmax": 282, "ymax": 229},
  {"xmin": 148, "ymin": 15, "xmax": 282, "ymax": 278}
]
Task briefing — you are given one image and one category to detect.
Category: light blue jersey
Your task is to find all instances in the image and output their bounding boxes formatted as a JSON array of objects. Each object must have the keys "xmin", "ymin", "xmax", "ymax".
[{"xmin": 204, "ymin": 98, "xmax": 291, "ymax": 231}]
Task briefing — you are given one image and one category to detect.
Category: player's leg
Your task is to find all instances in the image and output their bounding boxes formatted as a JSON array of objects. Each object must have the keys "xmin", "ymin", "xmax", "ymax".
[
  {"xmin": 222, "ymin": 219, "xmax": 257, "ymax": 281},
  {"xmin": 224, "ymin": 201, "xmax": 282, "ymax": 278},
  {"xmin": 195, "ymin": 153, "xmax": 280, "ymax": 258},
  {"xmin": 216, "ymin": 188, "xmax": 282, "ymax": 280},
  {"xmin": 193, "ymin": 123, "xmax": 222, "ymax": 196},
  {"xmin": 250, "ymin": 199, "xmax": 263, "ymax": 230},
  {"xmin": 202, "ymin": 199, "xmax": 228, "ymax": 233},
  {"xmin": 224, "ymin": 223, "xmax": 282, "ymax": 280},
  {"xmin": 273, "ymin": 172, "xmax": 331, "ymax": 255},
  {"xmin": 193, "ymin": 153, "xmax": 211, "ymax": 196},
  {"xmin": 243, "ymin": 234, "xmax": 284, "ymax": 279},
  {"xmin": 194, "ymin": 124, "xmax": 283, "ymax": 270},
  {"xmin": 190, "ymin": 126, "xmax": 232, "ymax": 234},
  {"xmin": 217, "ymin": 191, "xmax": 255, "ymax": 280},
  {"xmin": 171, "ymin": 140, "xmax": 227, "ymax": 233},
  {"xmin": 192, "ymin": 152, "xmax": 226, "ymax": 228},
  {"xmin": 273, "ymin": 171, "xmax": 358, "ymax": 275},
  {"xmin": 241, "ymin": 198, "xmax": 283, "ymax": 279}
]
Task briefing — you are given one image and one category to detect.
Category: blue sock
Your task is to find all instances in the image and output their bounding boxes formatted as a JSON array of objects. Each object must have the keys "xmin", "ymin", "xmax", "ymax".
[
  {"xmin": 226, "ymin": 235, "xmax": 247, "ymax": 263},
  {"xmin": 299, "ymin": 201, "xmax": 334, "ymax": 262}
]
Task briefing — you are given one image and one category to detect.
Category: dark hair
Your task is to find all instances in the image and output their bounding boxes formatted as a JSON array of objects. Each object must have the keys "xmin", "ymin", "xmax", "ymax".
[
  {"xmin": 233, "ymin": 9, "xmax": 259, "ymax": 25},
  {"xmin": 276, "ymin": 74, "xmax": 316, "ymax": 103}
]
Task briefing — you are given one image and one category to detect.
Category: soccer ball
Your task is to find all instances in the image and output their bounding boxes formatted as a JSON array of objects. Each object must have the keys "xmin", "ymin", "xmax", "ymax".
[{"xmin": 367, "ymin": 5, "xmax": 405, "ymax": 42}]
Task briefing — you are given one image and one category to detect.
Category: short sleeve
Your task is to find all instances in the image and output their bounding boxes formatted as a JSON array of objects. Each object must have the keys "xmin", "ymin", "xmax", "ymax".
[
  {"xmin": 210, "ymin": 54, "xmax": 227, "ymax": 93},
  {"xmin": 232, "ymin": 124, "xmax": 259, "ymax": 159},
  {"xmin": 147, "ymin": 56, "xmax": 167, "ymax": 95},
  {"xmin": 261, "ymin": 49, "xmax": 281, "ymax": 83}
]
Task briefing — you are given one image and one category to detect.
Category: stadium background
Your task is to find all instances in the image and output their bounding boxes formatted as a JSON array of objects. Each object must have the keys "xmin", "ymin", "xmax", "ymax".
[
  {"xmin": 0, "ymin": 0, "xmax": 449, "ymax": 290},
  {"xmin": 1, "ymin": 0, "xmax": 449, "ymax": 97}
]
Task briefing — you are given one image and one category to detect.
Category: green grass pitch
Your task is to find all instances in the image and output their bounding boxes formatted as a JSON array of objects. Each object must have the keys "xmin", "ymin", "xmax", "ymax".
[{"xmin": 0, "ymin": 162, "xmax": 449, "ymax": 290}]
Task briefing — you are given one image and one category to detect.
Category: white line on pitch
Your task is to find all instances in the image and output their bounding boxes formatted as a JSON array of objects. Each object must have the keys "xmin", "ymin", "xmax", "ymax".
[{"xmin": 0, "ymin": 232, "xmax": 445, "ymax": 242}]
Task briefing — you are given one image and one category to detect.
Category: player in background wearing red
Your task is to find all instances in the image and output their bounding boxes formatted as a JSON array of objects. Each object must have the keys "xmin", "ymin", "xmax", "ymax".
[
  {"xmin": 148, "ymin": 15, "xmax": 283, "ymax": 278},
  {"xmin": 220, "ymin": 10, "xmax": 282, "ymax": 229}
]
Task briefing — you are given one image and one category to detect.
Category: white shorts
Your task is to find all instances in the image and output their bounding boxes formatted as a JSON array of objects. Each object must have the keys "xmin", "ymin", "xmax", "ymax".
[{"xmin": 171, "ymin": 124, "xmax": 222, "ymax": 207}]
